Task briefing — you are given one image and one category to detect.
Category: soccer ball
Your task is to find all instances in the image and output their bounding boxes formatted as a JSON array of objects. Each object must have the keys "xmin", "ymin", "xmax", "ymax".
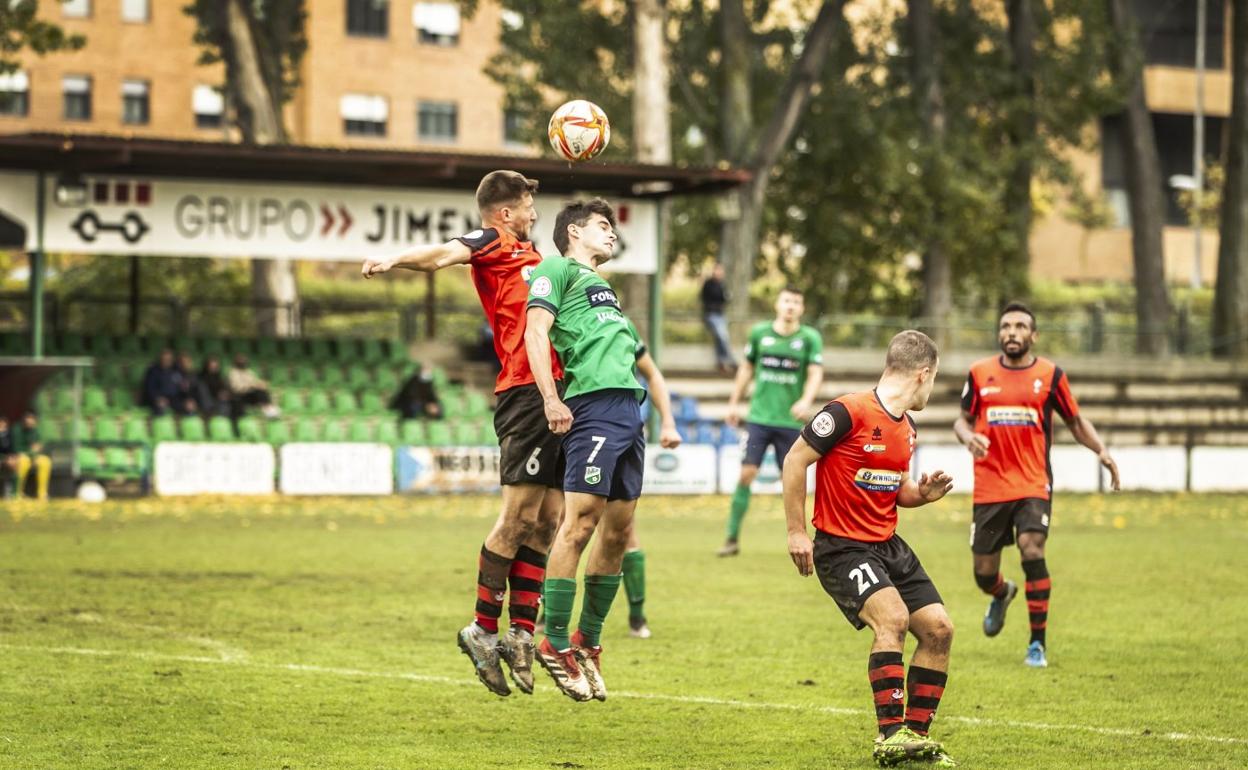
[{"xmin": 548, "ymin": 100, "xmax": 611, "ymax": 162}]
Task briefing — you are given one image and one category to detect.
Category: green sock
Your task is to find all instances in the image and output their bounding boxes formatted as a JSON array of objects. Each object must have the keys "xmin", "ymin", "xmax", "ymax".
[
  {"xmin": 542, "ymin": 577, "xmax": 578, "ymax": 650},
  {"xmin": 622, "ymin": 549, "xmax": 646, "ymax": 621},
  {"xmin": 727, "ymin": 483, "xmax": 751, "ymax": 541},
  {"xmin": 577, "ymin": 573, "xmax": 622, "ymax": 648}
]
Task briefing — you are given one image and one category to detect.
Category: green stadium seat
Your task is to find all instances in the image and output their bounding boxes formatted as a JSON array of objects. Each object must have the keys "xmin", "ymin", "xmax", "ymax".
[
  {"xmin": 464, "ymin": 391, "xmax": 490, "ymax": 417},
  {"xmin": 82, "ymin": 387, "xmax": 109, "ymax": 416},
  {"xmin": 172, "ymin": 336, "xmax": 198, "ymax": 354},
  {"xmin": 93, "ymin": 419, "xmax": 120, "ymax": 442},
  {"xmin": 453, "ymin": 421, "xmax": 481, "ymax": 446},
  {"xmin": 305, "ymin": 391, "xmax": 332, "ymax": 415},
  {"xmin": 113, "ymin": 335, "xmax": 143, "ymax": 357},
  {"xmin": 375, "ymin": 369, "xmax": 400, "ymax": 393},
  {"xmin": 308, "ymin": 338, "xmax": 333, "ymax": 361},
  {"xmin": 76, "ymin": 447, "xmax": 102, "ymax": 474},
  {"xmin": 280, "ymin": 391, "xmax": 307, "ymax": 414},
  {"xmin": 322, "ymin": 420, "xmax": 346, "ymax": 442},
  {"xmin": 41, "ymin": 418, "xmax": 66, "ymax": 443},
  {"xmin": 122, "ymin": 416, "xmax": 150, "ymax": 445},
  {"xmin": 236, "ymin": 416, "xmax": 264, "ymax": 443},
  {"xmin": 440, "ymin": 394, "xmax": 465, "ymax": 420},
  {"xmin": 49, "ymin": 388, "xmax": 77, "ymax": 415},
  {"xmin": 345, "ymin": 366, "xmax": 371, "ymax": 390},
  {"xmin": 265, "ymin": 421, "xmax": 291, "ymax": 446},
  {"xmin": 109, "ymin": 386, "xmax": 136, "ymax": 413},
  {"xmin": 151, "ymin": 415, "xmax": 177, "ymax": 444},
  {"xmin": 426, "ymin": 421, "xmax": 453, "ymax": 447},
  {"xmin": 198, "ymin": 338, "xmax": 226, "ymax": 357},
  {"xmin": 480, "ymin": 419, "xmax": 497, "ymax": 445},
  {"xmin": 86, "ymin": 336, "xmax": 115, "ymax": 357},
  {"xmin": 255, "ymin": 337, "xmax": 279, "ymax": 360},
  {"xmin": 179, "ymin": 417, "xmax": 206, "ymax": 442},
  {"xmin": 400, "ymin": 420, "xmax": 426, "ymax": 446},
  {"xmin": 360, "ymin": 339, "xmax": 385, "ymax": 364},
  {"xmin": 333, "ymin": 338, "xmax": 360, "ymax": 362},
  {"xmin": 331, "ymin": 392, "xmax": 357, "ymax": 415},
  {"xmin": 208, "ymin": 416, "xmax": 235, "ymax": 442},
  {"xmin": 385, "ymin": 339, "xmax": 409, "ymax": 362},
  {"xmin": 293, "ymin": 418, "xmax": 319, "ymax": 442},
  {"xmin": 321, "ymin": 366, "xmax": 345, "ymax": 388},
  {"xmin": 277, "ymin": 338, "xmax": 304, "ymax": 359},
  {"xmin": 103, "ymin": 446, "xmax": 141, "ymax": 477},
  {"xmin": 266, "ymin": 364, "xmax": 291, "ymax": 387},
  {"xmin": 225, "ymin": 338, "xmax": 253, "ymax": 356},
  {"xmin": 67, "ymin": 418, "xmax": 91, "ymax": 442},
  {"xmin": 290, "ymin": 366, "xmax": 318, "ymax": 388},
  {"xmin": 375, "ymin": 421, "xmax": 399, "ymax": 445},
  {"xmin": 348, "ymin": 421, "xmax": 373, "ymax": 442},
  {"xmin": 358, "ymin": 391, "xmax": 387, "ymax": 415}
]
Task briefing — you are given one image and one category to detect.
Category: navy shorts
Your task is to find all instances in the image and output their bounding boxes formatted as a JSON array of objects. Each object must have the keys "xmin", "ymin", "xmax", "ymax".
[
  {"xmin": 563, "ymin": 388, "xmax": 646, "ymax": 501},
  {"xmin": 742, "ymin": 422, "xmax": 802, "ymax": 468}
]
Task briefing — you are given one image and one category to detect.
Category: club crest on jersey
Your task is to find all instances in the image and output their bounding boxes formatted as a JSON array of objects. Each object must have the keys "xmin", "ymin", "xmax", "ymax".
[
  {"xmin": 853, "ymin": 468, "xmax": 902, "ymax": 493},
  {"xmin": 987, "ymin": 405, "xmax": 1039, "ymax": 427},
  {"xmin": 584, "ymin": 466, "xmax": 602, "ymax": 485},
  {"xmin": 521, "ymin": 265, "xmax": 536, "ymax": 284},
  {"xmin": 531, "ymin": 276, "xmax": 553, "ymax": 297},
  {"xmin": 871, "ymin": 427, "xmax": 883, "ymax": 440},
  {"xmin": 811, "ymin": 412, "xmax": 835, "ymax": 437},
  {"xmin": 1033, "ymin": 378, "xmax": 1044, "ymax": 394},
  {"xmin": 790, "ymin": 339, "xmax": 803, "ymax": 350}
]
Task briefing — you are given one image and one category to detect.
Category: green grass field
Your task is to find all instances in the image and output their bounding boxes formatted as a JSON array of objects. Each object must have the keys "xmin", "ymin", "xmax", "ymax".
[{"xmin": 1, "ymin": 492, "xmax": 1245, "ymax": 769}]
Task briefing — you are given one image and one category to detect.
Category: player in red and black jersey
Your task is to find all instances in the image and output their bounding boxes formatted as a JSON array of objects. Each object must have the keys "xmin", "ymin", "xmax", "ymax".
[
  {"xmin": 783, "ymin": 331, "xmax": 957, "ymax": 767},
  {"xmin": 362, "ymin": 170, "xmax": 564, "ymax": 698},
  {"xmin": 954, "ymin": 302, "xmax": 1120, "ymax": 668}
]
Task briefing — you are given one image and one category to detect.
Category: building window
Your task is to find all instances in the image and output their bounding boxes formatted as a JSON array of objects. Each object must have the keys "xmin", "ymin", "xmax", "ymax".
[
  {"xmin": 418, "ymin": 100, "xmax": 457, "ymax": 142},
  {"xmin": 62, "ymin": 0, "xmax": 90, "ymax": 18},
  {"xmin": 0, "ymin": 71, "xmax": 30, "ymax": 117},
  {"xmin": 341, "ymin": 93, "xmax": 388, "ymax": 136},
  {"xmin": 121, "ymin": 0, "xmax": 149, "ymax": 23},
  {"xmin": 193, "ymin": 85, "xmax": 224, "ymax": 128},
  {"xmin": 63, "ymin": 75, "xmax": 92, "ymax": 121},
  {"xmin": 1131, "ymin": 0, "xmax": 1226, "ymax": 69},
  {"xmin": 122, "ymin": 79, "xmax": 150, "ymax": 124},
  {"xmin": 413, "ymin": 2, "xmax": 460, "ymax": 46},
  {"xmin": 503, "ymin": 109, "xmax": 526, "ymax": 145},
  {"xmin": 347, "ymin": 0, "xmax": 388, "ymax": 37}
]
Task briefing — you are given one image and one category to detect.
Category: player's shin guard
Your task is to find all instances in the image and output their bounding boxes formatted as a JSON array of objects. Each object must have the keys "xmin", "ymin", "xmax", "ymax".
[
  {"xmin": 868, "ymin": 651, "xmax": 906, "ymax": 738},
  {"xmin": 542, "ymin": 577, "xmax": 578, "ymax": 650},
  {"xmin": 622, "ymin": 549, "xmax": 646, "ymax": 622},
  {"xmin": 577, "ymin": 573, "xmax": 622, "ymax": 648},
  {"xmin": 726, "ymin": 484, "xmax": 751, "ymax": 541},
  {"xmin": 1022, "ymin": 558, "xmax": 1050, "ymax": 647},
  {"xmin": 474, "ymin": 546, "xmax": 513, "ymax": 634},
  {"xmin": 507, "ymin": 546, "xmax": 546, "ymax": 634},
  {"xmin": 904, "ymin": 666, "xmax": 948, "ymax": 736},
  {"xmin": 975, "ymin": 570, "xmax": 1008, "ymax": 599}
]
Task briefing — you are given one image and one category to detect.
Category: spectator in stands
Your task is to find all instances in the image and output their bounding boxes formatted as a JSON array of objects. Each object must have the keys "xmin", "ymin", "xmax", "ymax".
[
  {"xmin": 174, "ymin": 352, "xmax": 202, "ymax": 416},
  {"xmin": 142, "ymin": 348, "xmax": 196, "ymax": 416},
  {"xmin": 391, "ymin": 363, "xmax": 443, "ymax": 420},
  {"xmin": 701, "ymin": 262, "xmax": 736, "ymax": 373},
  {"xmin": 12, "ymin": 410, "xmax": 51, "ymax": 501},
  {"xmin": 197, "ymin": 355, "xmax": 232, "ymax": 417},
  {"xmin": 0, "ymin": 416, "xmax": 18, "ymax": 498},
  {"xmin": 227, "ymin": 354, "xmax": 280, "ymax": 419}
]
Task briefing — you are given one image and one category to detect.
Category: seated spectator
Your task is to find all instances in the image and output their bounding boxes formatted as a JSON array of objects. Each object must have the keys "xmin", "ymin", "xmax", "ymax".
[
  {"xmin": 390, "ymin": 363, "xmax": 443, "ymax": 420},
  {"xmin": 196, "ymin": 355, "xmax": 232, "ymax": 417},
  {"xmin": 227, "ymin": 355, "xmax": 280, "ymax": 419},
  {"xmin": 0, "ymin": 416, "xmax": 18, "ymax": 498},
  {"xmin": 12, "ymin": 411, "xmax": 52, "ymax": 501},
  {"xmin": 174, "ymin": 352, "xmax": 201, "ymax": 416},
  {"xmin": 141, "ymin": 349, "xmax": 196, "ymax": 416}
]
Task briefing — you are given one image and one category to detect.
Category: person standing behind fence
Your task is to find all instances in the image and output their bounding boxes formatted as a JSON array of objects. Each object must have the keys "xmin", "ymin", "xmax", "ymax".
[{"xmin": 701, "ymin": 263, "xmax": 736, "ymax": 373}]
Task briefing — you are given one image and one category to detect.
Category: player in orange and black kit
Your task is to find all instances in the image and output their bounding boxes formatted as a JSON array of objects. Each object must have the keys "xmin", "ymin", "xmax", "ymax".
[
  {"xmin": 954, "ymin": 302, "xmax": 1120, "ymax": 669},
  {"xmin": 783, "ymin": 331, "xmax": 957, "ymax": 767},
  {"xmin": 362, "ymin": 170, "xmax": 565, "ymax": 698}
]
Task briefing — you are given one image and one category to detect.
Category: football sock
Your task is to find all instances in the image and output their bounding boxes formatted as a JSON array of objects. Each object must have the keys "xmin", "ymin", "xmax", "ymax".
[
  {"xmin": 726, "ymin": 483, "xmax": 751, "ymax": 541},
  {"xmin": 577, "ymin": 573, "xmax": 622, "ymax": 648},
  {"xmin": 1022, "ymin": 558, "xmax": 1050, "ymax": 647},
  {"xmin": 34, "ymin": 455, "xmax": 50, "ymax": 500},
  {"xmin": 507, "ymin": 545, "xmax": 546, "ymax": 634},
  {"xmin": 904, "ymin": 665, "xmax": 948, "ymax": 736},
  {"xmin": 868, "ymin": 651, "xmax": 906, "ymax": 738},
  {"xmin": 542, "ymin": 577, "xmax": 578, "ymax": 650},
  {"xmin": 622, "ymin": 549, "xmax": 646, "ymax": 621},
  {"xmin": 473, "ymin": 545, "xmax": 512, "ymax": 634},
  {"xmin": 15, "ymin": 454, "xmax": 31, "ymax": 498},
  {"xmin": 975, "ymin": 570, "xmax": 1008, "ymax": 598}
]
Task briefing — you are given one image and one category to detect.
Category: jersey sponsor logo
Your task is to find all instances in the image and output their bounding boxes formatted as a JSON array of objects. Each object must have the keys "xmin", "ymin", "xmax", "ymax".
[
  {"xmin": 811, "ymin": 411, "xmax": 835, "ymax": 437},
  {"xmin": 853, "ymin": 468, "xmax": 902, "ymax": 493},
  {"xmin": 979, "ymin": 386, "xmax": 1002, "ymax": 396},
  {"xmin": 521, "ymin": 265, "xmax": 536, "ymax": 283},
  {"xmin": 584, "ymin": 285, "xmax": 620, "ymax": 309},
  {"xmin": 758, "ymin": 354, "xmax": 801, "ymax": 370},
  {"xmin": 986, "ymin": 405, "xmax": 1039, "ymax": 427},
  {"xmin": 862, "ymin": 444, "xmax": 886, "ymax": 453},
  {"xmin": 762, "ymin": 336, "xmax": 776, "ymax": 346},
  {"xmin": 531, "ymin": 276, "xmax": 553, "ymax": 297},
  {"xmin": 584, "ymin": 465, "xmax": 602, "ymax": 485}
]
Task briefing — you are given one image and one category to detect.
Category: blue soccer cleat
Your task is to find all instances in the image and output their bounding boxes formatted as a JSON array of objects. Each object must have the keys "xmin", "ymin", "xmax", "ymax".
[
  {"xmin": 982, "ymin": 579, "xmax": 1017, "ymax": 637},
  {"xmin": 1024, "ymin": 640, "xmax": 1048, "ymax": 668}
]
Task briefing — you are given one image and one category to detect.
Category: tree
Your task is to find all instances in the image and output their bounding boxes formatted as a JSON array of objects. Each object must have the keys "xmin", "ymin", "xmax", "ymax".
[
  {"xmin": 0, "ymin": 1, "xmax": 85, "ymax": 77},
  {"xmin": 1214, "ymin": 0, "xmax": 1248, "ymax": 358},
  {"xmin": 1003, "ymin": 0, "xmax": 1037, "ymax": 298},
  {"xmin": 185, "ymin": 0, "xmax": 307, "ymax": 337},
  {"xmin": 1106, "ymin": 0, "xmax": 1172, "ymax": 356}
]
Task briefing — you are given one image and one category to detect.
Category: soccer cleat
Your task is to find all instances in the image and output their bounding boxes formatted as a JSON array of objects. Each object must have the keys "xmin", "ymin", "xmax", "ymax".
[
  {"xmin": 457, "ymin": 624, "xmax": 510, "ymax": 697},
  {"xmin": 716, "ymin": 541, "xmax": 740, "ymax": 557},
  {"xmin": 872, "ymin": 727, "xmax": 943, "ymax": 767},
  {"xmin": 925, "ymin": 750, "xmax": 958, "ymax": 767},
  {"xmin": 1025, "ymin": 640, "xmax": 1048, "ymax": 668},
  {"xmin": 498, "ymin": 626, "xmax": 536, "ymax": 695},
  {"xmin": 982, "ymin": 579, "xmax": 1018, "ymax": 637},
  {"xmin": 628, "ymin": 615, "xmax": 652, "ymax": 639},
  {"xmin": 571, "ymin": 630, "xmax": 607, "ymax": 701},
  {"xmin": 536, "ymin": 637, "xmax": 593, "ymax": 702}
]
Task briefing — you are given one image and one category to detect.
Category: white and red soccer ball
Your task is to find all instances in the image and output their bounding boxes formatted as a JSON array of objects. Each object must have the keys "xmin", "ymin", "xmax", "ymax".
[{"xmin": 548, "ymin": 100, "xmax": 611, "ymax": 162}]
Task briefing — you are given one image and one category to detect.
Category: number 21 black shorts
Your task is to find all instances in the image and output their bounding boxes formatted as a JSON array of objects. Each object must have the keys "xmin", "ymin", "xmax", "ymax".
[{"xmin": 812, "ymin": 530, "xmax": 943, "ymax": 630}]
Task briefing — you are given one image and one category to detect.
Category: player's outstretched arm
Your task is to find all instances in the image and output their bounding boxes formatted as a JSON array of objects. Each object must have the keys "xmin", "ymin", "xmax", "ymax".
[
  {"xmin": 897, "ymin": 470, "xmax": 954, "ymax": 508},
  {"xmin": 782, "ymin": 438, "xmax": 821, "ymax": 577},
  {"xmin": 725, "ymin": 361, "xmax": 754, "ymax": 428},
  {"xmin": 635, "ymin": 352, "xmax": 681, "ymax": 449},
  {"xmin": 361, "ymin": 240, "xmax": 471, "ymax": 279},
  {"xmin": 953, "ymin": 410, "xmax": 990, "ymax": 458},
  {"xmin": 1066, "ymin": 414, "xmax": 1120, "ymax": 491},
  {"xmin": 523, "ymin": 307, "xmax": 572, "ymax": 434}
]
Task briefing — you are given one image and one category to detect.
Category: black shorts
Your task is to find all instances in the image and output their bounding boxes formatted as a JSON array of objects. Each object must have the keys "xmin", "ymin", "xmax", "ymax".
[
  {"xmin": 494, "ymin": 382, "xmax": 565, "ymax": 488},
  {"xmin": 562, "ymin": 389, "xmax": 645, "ymax": 502},
  {"xmin": 813, "ymin": 531, "xmax": 944, "ymax": 630},
  {"xmin": 970, "ymin": 497, "xmax": 1051, "ymax": 554},
  {"xmin": 742, "ymin": 422, "xmax": 801, "ymax": 468}
]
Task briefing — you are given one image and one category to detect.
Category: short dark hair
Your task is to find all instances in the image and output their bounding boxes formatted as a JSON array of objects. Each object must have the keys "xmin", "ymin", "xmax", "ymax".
[
  {"xmin": 475, "ymin": 170, "xmax": 539, "ymax": 214},
  {"xmin": 779, "ymin": 285, "xmax": 804, "ymax": 298},
  {"xmin": 1000, "ymin": 301, "xmax": 1037, "ymax": 330},
  {"xmin": 885, "ymin": 330, "xmax": 939, "ymax": 373},
  {"xmin": 553, "ymin": 198, "xmax": 617, "ymax": 255}
]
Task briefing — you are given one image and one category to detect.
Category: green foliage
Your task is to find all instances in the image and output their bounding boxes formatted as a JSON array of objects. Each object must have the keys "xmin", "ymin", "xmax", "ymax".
[
  {"xmin": 183, "ymin": 0, "xmax": 308, "ymax": 113},
  {"xmin": 0, "ymin": 1, "xmax": 86, "ymax": 75}
]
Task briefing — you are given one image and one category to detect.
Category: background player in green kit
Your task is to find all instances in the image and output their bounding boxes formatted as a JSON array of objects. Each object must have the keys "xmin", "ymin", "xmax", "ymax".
[
  {"xmin": 524, "ymin": 198, "xmax": 681, "ymax": 703},
  {"xmin": 718, "ymin": 288, "xmax": 824, "ymax": 556}
]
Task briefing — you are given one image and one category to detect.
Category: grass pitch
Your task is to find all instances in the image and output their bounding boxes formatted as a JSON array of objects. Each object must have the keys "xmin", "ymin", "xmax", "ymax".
[{"xmin": 0, "ymin": 492, "xmax": 1245, "ymax": 769}]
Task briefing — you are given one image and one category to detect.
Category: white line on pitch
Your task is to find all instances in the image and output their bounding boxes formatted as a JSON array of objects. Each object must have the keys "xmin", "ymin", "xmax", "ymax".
[{"xmin": 3, "ymin": 644, "xmax": 1244, "ymax": 748}]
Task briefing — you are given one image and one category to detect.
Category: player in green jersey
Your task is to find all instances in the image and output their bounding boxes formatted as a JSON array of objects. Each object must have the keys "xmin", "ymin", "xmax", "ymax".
[
  {"xmin": 524, "ymin": 198, "xmax": 681, "ymax": 702},
  {"xmin": 718, "ymin": 287, "xmax": 824, "ymax": 556}
]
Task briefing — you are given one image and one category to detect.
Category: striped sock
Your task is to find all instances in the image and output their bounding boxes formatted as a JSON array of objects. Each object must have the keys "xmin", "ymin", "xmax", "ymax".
[
  {"xmin": 507, "ymin": 546, "xmax": 546, "ymax": 634},
  {"xmin": 904, "ymin": 666, "xmax": 948, "ymax": 736},
  {"xmin": 868, "ymin": 651, "xmax": 906, "ymax": 738},
  {"xmin": 1022, "ymin": 558, "xmax": 1050, "ymax": 647},
  {"xmin": 975, "ymin": 570, "xmax": 1009, "ymax": 599},
  {"xmin": 473, "ymin": 546, "xmax": 512, "ymax": 634}
]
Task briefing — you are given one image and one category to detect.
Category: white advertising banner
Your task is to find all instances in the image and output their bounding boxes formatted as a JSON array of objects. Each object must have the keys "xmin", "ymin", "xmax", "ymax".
[
  {"xmin": 279, "ymin": 443, "xmax": 394, "ymax": 495},
  {"xmin": 1049, "ymin": 445, "xmax": 1102, "ymax": 492},
  {"xmin": 911, "ymin": 445, "xmax": 972, "ymax": 495},
  {"xmin": 0, "ymin": 171, "xmax": 660, "ymax": 273},
  {"xmin": 154, "ymin": 442, "xmax": 275, "ymax": 496},
  {"xmin": 1105, "ymin": 446, "xmax": 1188, "ymax": 492},
  {"xmin": 642, "ymin": 445, "xmax": 718, "ymax": 495},
  {"xmin": 1189, "ymin": 447, "xmax": 1248, "ymax": 492},
  {"xmin": 396, "ymin": 446, "xmax": 502, "ymax": 494},
  {"xmin": 717, "ymin": 446, "xmax": 815, "ymax": 495}
]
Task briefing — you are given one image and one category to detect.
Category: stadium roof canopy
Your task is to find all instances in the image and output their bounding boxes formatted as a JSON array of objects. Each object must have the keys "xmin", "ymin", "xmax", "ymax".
[{"xmin": 0, "ymin": 132, "xmax": 750, "ymax": 197}]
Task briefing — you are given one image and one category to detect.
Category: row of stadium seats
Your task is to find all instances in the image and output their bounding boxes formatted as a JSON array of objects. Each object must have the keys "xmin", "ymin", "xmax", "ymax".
[
  {"xmin": 0, "ymin": 332, "xmax": 410, "ymax": 364},
  {"xmin": 78, "ymin": 360, "xmax": 416, "ymax": 392}
]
